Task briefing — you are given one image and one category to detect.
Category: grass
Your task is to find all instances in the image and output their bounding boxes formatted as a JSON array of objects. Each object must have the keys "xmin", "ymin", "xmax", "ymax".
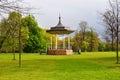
[{"xmin": 0, "ymin": 52, "xmax": 120, "ymax": 80}]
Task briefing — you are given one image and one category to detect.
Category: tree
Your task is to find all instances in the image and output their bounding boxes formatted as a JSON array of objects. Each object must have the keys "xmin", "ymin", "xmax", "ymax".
[
  {"xmin": 8, "ymin": 12, "xmax": 22, "ymax": 60},
  {"xmin": 42, "ymin": 28, "xmax": 57, "ymax": 52},
  {"xmin": 0, "ymin": 0, "xmax": 30, "ymax": 15},
  {"xmin": 98, "ymin": 42, "xmax": 106, "ymax": 51},
  {"xmin": 102, "ymin": 10, "xmax": 116, "ymax": 51},
  {"xmin": 0, "ymin": 12, "xmax": 22, "ymax": 53},
  {"xmin": 0, "ymin": 0, "xmax": 32, "ymax": 67},
  {"xmin": 72, "ymin": 22, "xmax": 100, "ymax": 52},
  {"xmin": 0, "ymin": 12, "xmax": 29, "ymax": 57},
  {"xmin": 85, "ymin": 30, "xmax": 100, "ymax": 51},
  {"xmin": 79, "ymin": 21, "xmax": 88, "ymax": 41},
  {"xmin": 102, "ymin": 0, "xmax": 120, "ymax": 63},
  {"xmin": 90, "ymin": 28, "xmax": 94, "ymax": 52},
  {"xmin": 23, "ymin": 15, "xmax": 45, "ymax": 53},
  {"xmin": 0, "ymin": 0, "xmax": 26, "ymax": 50},
  {"xmin": 78, "ymin": 21, "xmax": 89, "ymax": 51},
  {"xmin": 82, "ymin": 41, "xmax": 89, "ymax": 52}
]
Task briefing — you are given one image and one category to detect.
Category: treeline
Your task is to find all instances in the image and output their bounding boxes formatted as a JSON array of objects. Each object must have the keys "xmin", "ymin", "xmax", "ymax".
[
  {"xmin": 72, "ymin": 21, "xmax": 101, "ymax": 52},
  {"xmin": 71, "ymin": 21, "xmax": 120, "ymax": 52},
  {"xmin": 0, "ymin": 12, "xmax": 50, "ymax": 53},
  {"xmin": 0, "ymin": 11, "xmax": 120, "ymax": 53}
]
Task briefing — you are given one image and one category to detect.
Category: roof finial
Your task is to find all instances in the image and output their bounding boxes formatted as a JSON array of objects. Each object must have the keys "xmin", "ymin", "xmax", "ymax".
[
  {"xmin": 59, "ymin": 13, "xmax": 61, "ymax": 24},
  {"xmin": 59, "ymin": 13, "xmax": 61, "ymax": 20}
]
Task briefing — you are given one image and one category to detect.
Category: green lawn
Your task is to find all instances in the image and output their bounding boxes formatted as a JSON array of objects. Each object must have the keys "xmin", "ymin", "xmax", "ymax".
[{"xmin": 0, "ymin": 52, "xmax": 120, "ymax": 80}]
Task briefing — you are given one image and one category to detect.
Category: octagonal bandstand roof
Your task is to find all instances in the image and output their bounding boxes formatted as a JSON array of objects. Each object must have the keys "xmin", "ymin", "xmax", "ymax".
[{"xmin": 46, "ymin": 16, "xmax": 74, "ymax": 34}]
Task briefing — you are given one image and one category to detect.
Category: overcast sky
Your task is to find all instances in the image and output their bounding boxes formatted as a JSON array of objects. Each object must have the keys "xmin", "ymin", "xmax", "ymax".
[{"xmin": 26, "ymin": 0, "xmax": 109, "ymax": 35}]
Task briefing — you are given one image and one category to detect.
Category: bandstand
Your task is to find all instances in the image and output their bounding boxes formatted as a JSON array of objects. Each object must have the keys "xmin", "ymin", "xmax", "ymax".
[{"xmin": 46, "ymin": 15, "xmax": 74, "ymax": 55}]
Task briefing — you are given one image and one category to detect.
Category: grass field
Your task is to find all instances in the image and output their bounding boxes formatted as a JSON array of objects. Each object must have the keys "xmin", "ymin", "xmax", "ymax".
[{"xmin": 0, "ymin": 52, "xmax": 120, "ymax": 80}]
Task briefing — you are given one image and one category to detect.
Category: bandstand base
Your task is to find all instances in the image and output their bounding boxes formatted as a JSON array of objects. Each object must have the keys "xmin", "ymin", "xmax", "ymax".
[{"xmin": 47, "ymin": 49, "xmax": 73, "ymax": 55}]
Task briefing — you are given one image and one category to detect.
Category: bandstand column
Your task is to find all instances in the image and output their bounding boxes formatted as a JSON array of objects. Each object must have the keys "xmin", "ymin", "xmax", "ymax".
[
  {"xmin": 68, "ymin": 35, "xmax": 70, "ymax": 49},
  {"xmin": 51, "ymin": 36, "xmax": 52, "ymax": 49},
  {"xmin": 63, "ymin": 34, "xmax": 66, "ymax": 49},
  {"xmin": 56, "ymin": 34, "xmax": 58, "ymax": 49}
]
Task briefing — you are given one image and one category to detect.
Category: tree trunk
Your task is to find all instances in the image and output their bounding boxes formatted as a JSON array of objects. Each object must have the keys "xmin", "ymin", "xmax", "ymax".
[
  {"xmin": 116, "ymin": 25, "xmax": 119, "ymax": 64},
  {"xmin": 112, "ymin": 31, "xmax": 114, "ymax": 51},
  {"xmin": 19, "ymin": 21, "xmax": 22, "ymax": 67}
]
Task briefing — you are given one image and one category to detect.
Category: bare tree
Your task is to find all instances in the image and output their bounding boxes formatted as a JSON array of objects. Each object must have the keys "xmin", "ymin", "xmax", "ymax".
[
  {"xmin": 103, "ymin": 0, "xmax": 120, "ymax": 63},
  {"xmin": 79, "ymin": 21, "xmax": 88, "ymax": 41},
  {"xmin": 79, "ymin": 21, "xmax": 88, "ymax": 51},
  {"xmin": 102, "ymin": 10, "xmax": 116, "ymax": 51},
  {"xmin": 0, "ymin": 0, "xmax": 31, "ymax": 14}
]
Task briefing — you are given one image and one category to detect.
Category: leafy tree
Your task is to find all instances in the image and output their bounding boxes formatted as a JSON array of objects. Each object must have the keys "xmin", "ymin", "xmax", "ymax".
[
  {"xmin": 42, "ymin": 29, "xmax": 57, "ymax": 51},
  {"xmin": 0, "ymin": 0, "xmax": 29, "ymax": 51},
  {"xmin": 72, "ymin": 32, "xmax": 81, "ymax": 52},
  {"xmin": 72, "ymin": 22, "xmax": 100, "ymax": 52},
  {"xmin": 23, "ymin": 15, "xmax": 45, "ymax": 53},
  {"xmin": 98, "ymin": 42, "xmax": 106, "ymax": 51},
  {"xmin": 85, "ymin": 31, "xmax": 99, "ymax": 51},
  {"xmin": 0, "ymin": 12, "xmax": 22, "ymax": 52},
  {"xmin": 82, "ymin": 41, "xmax": 89, "ymax": 52},
  {"xmin": 0, "ymin": 12, "xmax": 29, "ymax": 61}
]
